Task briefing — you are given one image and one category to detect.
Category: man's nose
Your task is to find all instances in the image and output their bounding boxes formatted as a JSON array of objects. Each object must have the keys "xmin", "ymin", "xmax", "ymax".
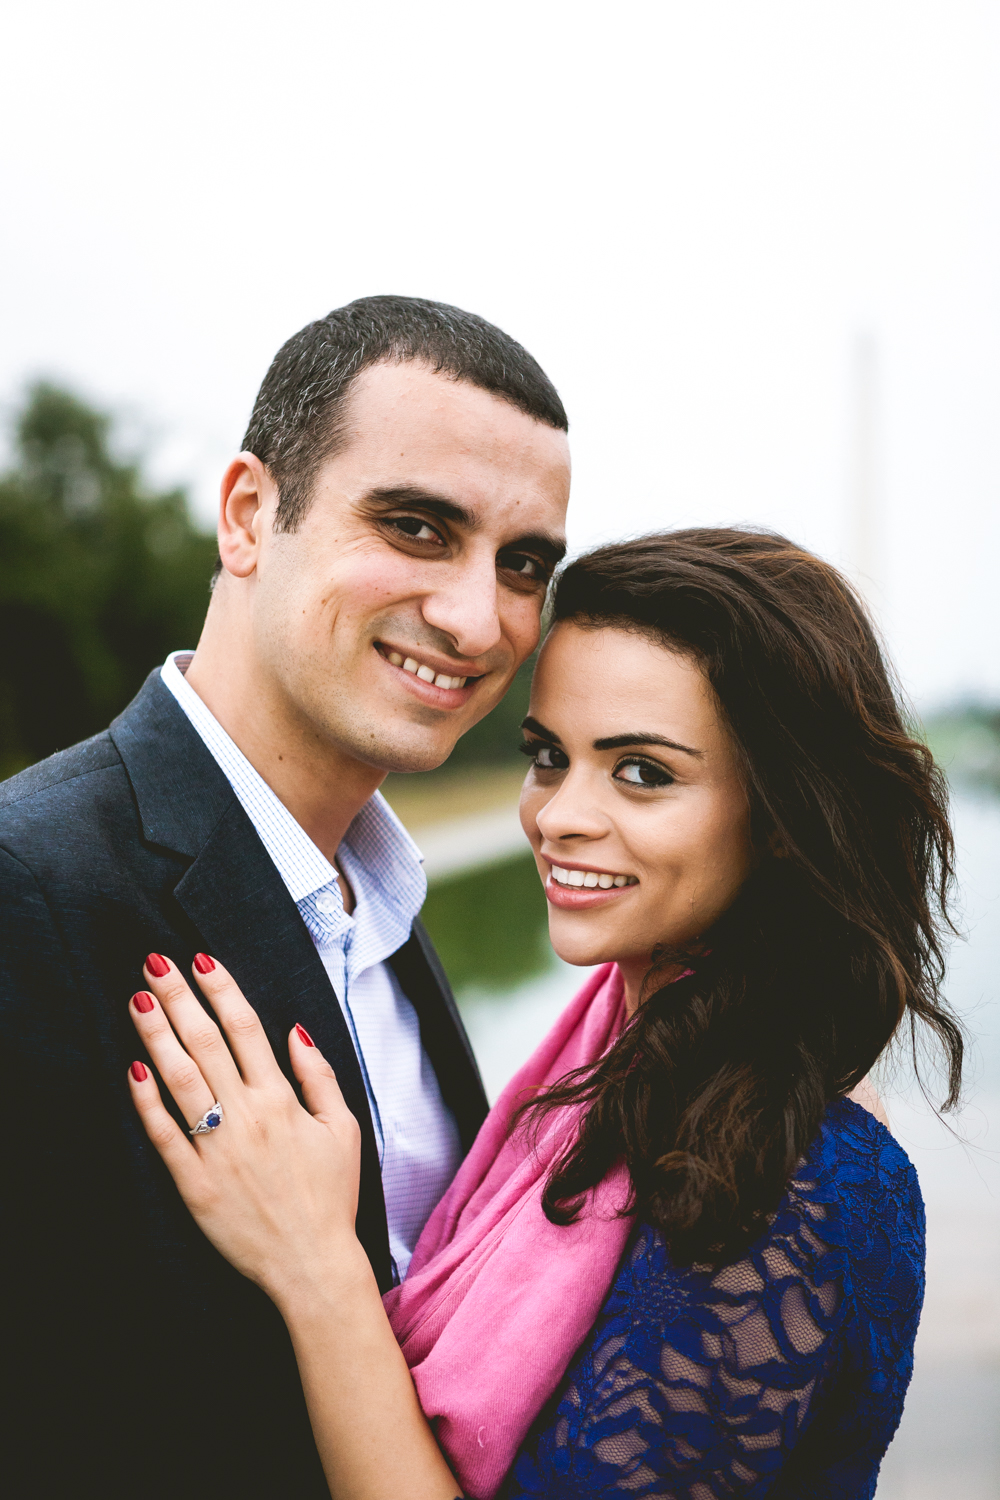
[{"xmin": 420, "ymin": 547, "xmax": 503, "ymax": 660}]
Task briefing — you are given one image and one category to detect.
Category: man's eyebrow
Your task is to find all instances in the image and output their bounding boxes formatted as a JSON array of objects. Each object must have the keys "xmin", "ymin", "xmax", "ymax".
[
  {"xmin": 593, "ymin": 732, "xmax": 703, "ymax": 757},
  {"xmin": 521, "ymin": 716, "xmax": 562, "ymax": 744},
  {"xmin": 506, "ymin": 532, "xmax": 567, "ymax": 570},
  {"xmin": 364, "ymin": 486, "xmax": 478, "ymax": 528},
  {"xmin": 364, "ymin": 486, "xmax": 566, "ymax": 567}
]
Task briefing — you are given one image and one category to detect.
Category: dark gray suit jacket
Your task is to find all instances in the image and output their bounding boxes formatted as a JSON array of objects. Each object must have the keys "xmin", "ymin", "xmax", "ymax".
[{"xmin": 0, "ymin": 671, "xmax": 487, "ymax": 1497}]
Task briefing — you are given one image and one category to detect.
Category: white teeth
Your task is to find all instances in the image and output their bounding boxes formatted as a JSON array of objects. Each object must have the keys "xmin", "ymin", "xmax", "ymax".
[
  {"xmin": 389, "ymin": 650, "xmax": 469, "ymax": 689},
  {"xmin": 550, "ymin": 865, "xmax": 635, "ymax": 889}
]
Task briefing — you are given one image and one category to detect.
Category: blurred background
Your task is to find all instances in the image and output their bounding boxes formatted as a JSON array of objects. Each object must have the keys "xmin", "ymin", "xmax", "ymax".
[{"xmin": 1, "ymin": 2, "xmax": 997, "ymax": 1492}]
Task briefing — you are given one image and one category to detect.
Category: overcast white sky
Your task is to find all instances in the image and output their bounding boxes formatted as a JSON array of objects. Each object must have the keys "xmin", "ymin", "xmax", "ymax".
[{"xmin": 1, "ymin": 0, "xmax": 997, "ymax": 710}]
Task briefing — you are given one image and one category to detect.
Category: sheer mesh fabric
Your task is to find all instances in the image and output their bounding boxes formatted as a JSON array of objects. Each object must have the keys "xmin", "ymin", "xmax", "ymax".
[{"xmin": 506, "ymin": 1099, "xmax": 924, "ymax": 1499}]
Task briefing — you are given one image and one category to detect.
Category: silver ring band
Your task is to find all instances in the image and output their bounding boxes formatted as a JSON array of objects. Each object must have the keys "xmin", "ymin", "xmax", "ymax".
[{"xmin": 190, "ymin": 1101, "xmax": 224, "ymax": 1136}]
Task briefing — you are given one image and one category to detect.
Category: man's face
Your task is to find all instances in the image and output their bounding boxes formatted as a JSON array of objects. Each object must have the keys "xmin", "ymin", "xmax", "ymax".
[{"xmin": 241, "ymin": 361, "xmax": 570, "ymax": 773}]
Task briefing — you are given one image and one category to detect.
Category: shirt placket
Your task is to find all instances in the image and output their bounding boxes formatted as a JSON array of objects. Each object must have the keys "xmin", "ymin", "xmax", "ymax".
[{"xmin": 323, "ymin": 912, "xmax": 387, "ymax": 1168}]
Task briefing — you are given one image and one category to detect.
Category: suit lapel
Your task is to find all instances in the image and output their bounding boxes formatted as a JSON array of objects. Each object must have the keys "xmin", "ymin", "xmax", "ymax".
[
  {"xmin": 172, "ymin": 802, "xmax": 392, "ymax": 1289},
  {"xmin": 390, "ymin": 918, "xmax": 489, "ymax": 1152},
  {"xmin": 111, "ymin": 672, "xmax": 393, "ymax": 1290}
]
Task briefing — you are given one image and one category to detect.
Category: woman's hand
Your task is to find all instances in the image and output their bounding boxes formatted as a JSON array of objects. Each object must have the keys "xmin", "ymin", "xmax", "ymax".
[
  {"xmin": 127, "ymin": 954, "xmax": 463, "ymax": 1500},
  {"xmin": 128, "ymin": 953, "xmax": 367, "ymax": 1310}
]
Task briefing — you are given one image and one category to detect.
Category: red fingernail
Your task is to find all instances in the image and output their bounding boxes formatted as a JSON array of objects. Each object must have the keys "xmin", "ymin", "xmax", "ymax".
[
  {"xmin": 132, "ymin": 991, "xmax": 155, "ymax": 1013},
  {"xmin": 146, "ymin": 953, "xmax": 170, "ymax": 977},
  {"xmin": 295, "ymin": 1024, "xmax": 315, "ymax": 1048},
  {"xmin": 130, "ymin": 1061, "xmax": 148, "ymax": 1082},
  {"xmin": 193, "ymin": 953, "xmax": 215, "ymax": 974}
]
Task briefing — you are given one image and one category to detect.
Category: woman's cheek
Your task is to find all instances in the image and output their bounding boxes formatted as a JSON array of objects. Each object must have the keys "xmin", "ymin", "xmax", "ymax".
[{"xmin": 682, "ymin": 855, "xmax": 750, "ymax": 938}]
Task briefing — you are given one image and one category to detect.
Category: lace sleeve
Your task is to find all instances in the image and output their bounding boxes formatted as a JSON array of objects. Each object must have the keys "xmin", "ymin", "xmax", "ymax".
[
  {"xmin": 507, "ymin": 1101, "xmax": 923, "ymax": 1499},
  {"xmin": 508, "ymin": 1205, "xmax": 843, "ymax": 1498}
]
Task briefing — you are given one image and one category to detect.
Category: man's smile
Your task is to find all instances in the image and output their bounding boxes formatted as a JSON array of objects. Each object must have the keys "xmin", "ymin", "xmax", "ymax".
[{"xmin": 374, "ymin": 641, "xmax": 484, "ymax": 707}]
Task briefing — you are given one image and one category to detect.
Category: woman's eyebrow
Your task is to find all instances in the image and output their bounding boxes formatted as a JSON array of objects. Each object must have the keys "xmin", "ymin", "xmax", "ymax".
[
  {"xmin": 521, "ymin": 716, "xmax": 562, "ymax": 743},
  {"xmin": 593, "ymin": 732, "xmax": 703, "ymax": 757}
]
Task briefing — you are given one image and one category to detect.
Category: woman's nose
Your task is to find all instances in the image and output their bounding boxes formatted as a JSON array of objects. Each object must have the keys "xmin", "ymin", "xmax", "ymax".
[{"xmin": 534, "ymin": 771, "xmax": 609, "ymax": 844}]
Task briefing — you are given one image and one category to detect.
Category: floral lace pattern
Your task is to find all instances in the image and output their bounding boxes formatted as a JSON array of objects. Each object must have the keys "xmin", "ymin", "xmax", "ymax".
[{"xmin": 506, "ymin": 1099, "xmax": 924, "ymax": 1499}]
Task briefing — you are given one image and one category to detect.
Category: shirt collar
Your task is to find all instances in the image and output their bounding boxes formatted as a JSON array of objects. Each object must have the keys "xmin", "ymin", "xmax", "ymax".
[{"xmin": 159, "ymin": 651, "xmax": 426, "ymax": 915}]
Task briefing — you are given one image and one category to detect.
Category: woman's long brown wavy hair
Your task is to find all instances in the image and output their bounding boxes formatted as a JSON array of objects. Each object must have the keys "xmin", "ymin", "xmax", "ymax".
[{"xmin": 522, "ymin": 528, "xmax": 962, "ymax": 1265}]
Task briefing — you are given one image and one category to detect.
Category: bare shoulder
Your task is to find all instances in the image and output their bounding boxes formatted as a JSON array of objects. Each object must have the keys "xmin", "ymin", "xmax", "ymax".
[{"xmin": 847, "ymin": 1075, "xmax": 890, "ymax": 1129}]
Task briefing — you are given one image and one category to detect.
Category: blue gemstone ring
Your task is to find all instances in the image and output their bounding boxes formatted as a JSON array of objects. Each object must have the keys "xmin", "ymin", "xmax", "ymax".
[{"xmin": 190, "ymin": 1101, "xmax": 224, "ymax": 1137}]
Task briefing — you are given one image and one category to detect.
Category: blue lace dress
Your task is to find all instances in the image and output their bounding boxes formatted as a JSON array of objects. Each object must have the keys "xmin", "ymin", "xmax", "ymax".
[{"xmin": 505, "ymin": 1098, "xmax": 924, "ymax": 1499}]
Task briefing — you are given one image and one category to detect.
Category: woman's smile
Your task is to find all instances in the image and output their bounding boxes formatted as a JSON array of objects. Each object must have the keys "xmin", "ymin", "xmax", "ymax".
[{"xmin": 545, "ymin": 860, "xmax": 639, "ymax": 908}]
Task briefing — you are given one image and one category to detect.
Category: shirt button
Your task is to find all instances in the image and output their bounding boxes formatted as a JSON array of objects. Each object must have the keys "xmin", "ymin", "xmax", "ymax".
[{"xmin": 315, "ymin": 890, "xmax": 341, "ymax": 915}]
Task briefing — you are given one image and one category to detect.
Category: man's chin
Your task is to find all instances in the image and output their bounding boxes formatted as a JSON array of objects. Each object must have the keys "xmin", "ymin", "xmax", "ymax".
[{"xmin": 352, "ymin": 733, "xmax": 461, "ymax": 778}]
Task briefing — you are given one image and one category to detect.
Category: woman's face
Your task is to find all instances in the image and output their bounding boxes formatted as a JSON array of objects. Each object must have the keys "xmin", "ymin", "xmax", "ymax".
[{"xmin": 519, "ymin": 621, "xmax": 754, "ymax": 1009}]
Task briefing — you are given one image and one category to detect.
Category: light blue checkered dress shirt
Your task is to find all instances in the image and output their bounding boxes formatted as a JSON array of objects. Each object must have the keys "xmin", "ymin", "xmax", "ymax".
[{"xmin": 161, "ymin": 652, "xmax": 462, "ymax": 1281}]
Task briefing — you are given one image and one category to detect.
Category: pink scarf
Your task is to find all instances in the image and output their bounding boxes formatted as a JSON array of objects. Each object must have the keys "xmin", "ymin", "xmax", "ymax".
[{"xmin": 383, "ymin": 964, "xmax": 635, "ymax": 1500}]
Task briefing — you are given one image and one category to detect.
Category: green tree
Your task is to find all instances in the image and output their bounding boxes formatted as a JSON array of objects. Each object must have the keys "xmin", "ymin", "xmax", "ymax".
[{"xmin": 0, "ymin": 384, "xmax": 217, "ymax": 777}]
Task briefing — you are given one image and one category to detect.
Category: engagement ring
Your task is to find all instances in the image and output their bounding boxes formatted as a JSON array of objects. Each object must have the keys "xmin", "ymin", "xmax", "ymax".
[{"xmin": 190, "ymin": 1101, "xmax": 224, "ymax": 1136}]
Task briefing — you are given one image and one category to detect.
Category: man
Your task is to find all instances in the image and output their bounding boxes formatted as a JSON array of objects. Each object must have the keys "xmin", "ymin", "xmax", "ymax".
[{"xmin": 0, "ymin": 296, "xmax": 570, "ymax": 1497}]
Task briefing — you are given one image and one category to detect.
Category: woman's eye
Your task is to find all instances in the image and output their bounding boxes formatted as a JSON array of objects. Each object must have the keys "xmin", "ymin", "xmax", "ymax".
[
  {"xmin": 614, "ymin": 759, "xmax": 674, "ymax": 788},
  {"xmin": 518, "ymin": 740, "xmax": 568, "ymax": 770},
  {"xmin": 498, "ymin": 549, "xmax": 546, "ymax": 582},
  {"xmin": 388, "ymin": 516, "xmax": 444, "ymax": 545}
]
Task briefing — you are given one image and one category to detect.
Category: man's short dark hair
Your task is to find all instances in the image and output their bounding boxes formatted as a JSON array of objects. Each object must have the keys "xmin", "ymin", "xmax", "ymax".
[{"xmin": 242, "ymin": 294, "xmax": 568, "ymax": 533}]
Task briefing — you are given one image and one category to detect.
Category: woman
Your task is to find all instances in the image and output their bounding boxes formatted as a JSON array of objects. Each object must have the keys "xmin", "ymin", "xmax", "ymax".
[{"xmin": 126, "ymin": 529, "xmax": 960, "ymax": 1499}]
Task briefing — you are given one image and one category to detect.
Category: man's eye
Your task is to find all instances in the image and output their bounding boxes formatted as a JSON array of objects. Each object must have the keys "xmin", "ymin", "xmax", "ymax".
[
  {"xmin": 387, "ymin": 516, "xmax": 444, "ymax": 545},
  {"xmin": 614, "ymin": 759, "xmax": 674, "ymax": 788},
  {"xmin": 498, "ymin": 550, "xmax": 546, "ymax": 582},
  {"xmin": 518, "ymin": 740, "xmax": 568, "ymax": 770}
]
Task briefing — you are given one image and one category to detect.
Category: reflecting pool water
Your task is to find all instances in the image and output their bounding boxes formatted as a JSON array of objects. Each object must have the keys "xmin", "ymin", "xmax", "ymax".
[
  {"xmin": 420, "ymin": 850, "xmax": 550, "ymax": 1000},
  {"xmin": 875, "ymin": 790, "xmax": 1000, "ymax": 1499},
  {"xmin": 421, "ymin": 788, "xmax": 1000, "ymax": 1494}
]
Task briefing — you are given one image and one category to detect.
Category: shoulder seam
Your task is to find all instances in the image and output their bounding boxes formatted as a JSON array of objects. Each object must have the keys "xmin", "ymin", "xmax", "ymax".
[{"xmin": 0, "ymin": 751, "xmax": 123, "ymax": 811}]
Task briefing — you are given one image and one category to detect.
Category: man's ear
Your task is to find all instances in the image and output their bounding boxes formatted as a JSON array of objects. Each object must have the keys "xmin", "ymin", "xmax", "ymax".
[{"xmin": 217, "ymin": 452, "xmax": 276, "ymax": 579}]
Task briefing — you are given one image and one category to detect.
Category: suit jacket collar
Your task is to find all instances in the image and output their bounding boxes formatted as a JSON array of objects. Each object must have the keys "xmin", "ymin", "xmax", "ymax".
[{"xmin": 109, "ymin": 669, "xmax": 235, "ymax": 858}]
